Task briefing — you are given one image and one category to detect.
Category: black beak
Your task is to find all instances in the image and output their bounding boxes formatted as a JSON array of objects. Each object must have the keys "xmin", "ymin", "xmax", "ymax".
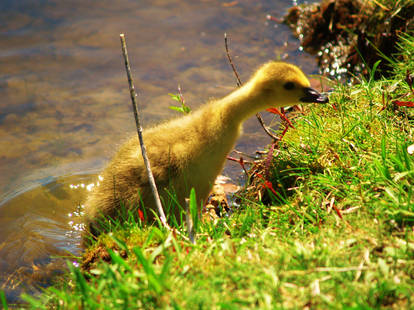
[{"xmin": 300, "ymin": 87, "xmax": 329, "ymax": 103}]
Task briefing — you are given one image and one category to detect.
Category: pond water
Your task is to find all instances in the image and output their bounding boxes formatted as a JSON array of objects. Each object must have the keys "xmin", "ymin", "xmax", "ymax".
[{"xmin": 0, "ymin": 0, "xmax": 319, "ymax": 303}]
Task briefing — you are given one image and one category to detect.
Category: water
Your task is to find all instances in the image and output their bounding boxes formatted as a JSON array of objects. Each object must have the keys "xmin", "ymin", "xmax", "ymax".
[
  {"xmin": 0, "ymin": 175, "xmax": 89, "ymax": 302},
  {"xmin": 0, "ymin": 0, "xmax": 318, "ymax": 302}
]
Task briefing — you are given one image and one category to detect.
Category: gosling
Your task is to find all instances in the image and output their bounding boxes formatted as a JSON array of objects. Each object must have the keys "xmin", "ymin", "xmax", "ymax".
[{"xmin": 84, "ymin": 61, "xmax": 328, "ymax": 237}]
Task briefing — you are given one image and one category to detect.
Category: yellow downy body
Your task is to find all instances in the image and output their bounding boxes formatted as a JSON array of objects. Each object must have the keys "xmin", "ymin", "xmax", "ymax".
[{"xmin": 84, "ymin": 61, "xmax": 328, "ymax": 236}]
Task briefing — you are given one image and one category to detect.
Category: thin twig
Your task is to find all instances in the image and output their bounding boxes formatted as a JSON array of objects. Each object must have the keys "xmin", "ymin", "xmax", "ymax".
[
  {"xmin": 227, "ymin": 156, "xmax": 250, "ymax": 176},
  {"xmin": 231, "ymin": 149, "xmax": 258, "ymax": 160},
  {"xmin": 224, "ymin": 33, "xmax": 280, "ymax": 141},
  {"xmin": 256, "ymin": 112, "xmax": 282, "ymax": 141},
  {"xmin": 119, "ymin": 33, "xmax": 167, "ymax": 227},
  {"xmin": 224, "ymin": 33, "xmax": 242, "ymax": 87}
]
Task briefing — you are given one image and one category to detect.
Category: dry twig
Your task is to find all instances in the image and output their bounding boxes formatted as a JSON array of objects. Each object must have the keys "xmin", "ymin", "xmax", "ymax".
[
  {"xmin": 224, "ymin": 33, "xmax": 281, "ymax": 142},
  {"xmin": 119, "ymin": 33, "xmax": 168, "ymax": 227}
]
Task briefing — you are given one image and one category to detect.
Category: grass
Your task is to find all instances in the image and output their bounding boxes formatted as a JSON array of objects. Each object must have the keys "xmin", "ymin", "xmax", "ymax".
[{"xmin": 12, "ymin": 34, "xmax": 414, "ymax": 309}]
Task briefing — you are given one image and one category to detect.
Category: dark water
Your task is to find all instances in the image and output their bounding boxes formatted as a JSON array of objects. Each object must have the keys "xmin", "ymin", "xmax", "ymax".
[{"xmin": 0, "ymin": 0, "xmax": 318, "ymax": 303}]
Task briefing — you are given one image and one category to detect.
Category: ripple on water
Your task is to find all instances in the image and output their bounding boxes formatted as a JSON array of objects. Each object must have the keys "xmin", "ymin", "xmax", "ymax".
[{"xmin": 0, "ymin": 174, "xmax": 94, "ymax": 303}]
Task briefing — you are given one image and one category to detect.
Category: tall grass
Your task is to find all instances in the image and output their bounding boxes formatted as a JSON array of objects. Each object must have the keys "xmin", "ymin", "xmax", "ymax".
[{"xmin": 13, "ymin": 33, "xmax": 414, "ymax": 309}]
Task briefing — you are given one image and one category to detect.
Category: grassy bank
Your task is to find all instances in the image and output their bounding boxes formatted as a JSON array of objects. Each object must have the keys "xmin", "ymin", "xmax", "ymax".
[{"xmin": 14, "ymin": 34, "xmax": 414, "ymax": 309}]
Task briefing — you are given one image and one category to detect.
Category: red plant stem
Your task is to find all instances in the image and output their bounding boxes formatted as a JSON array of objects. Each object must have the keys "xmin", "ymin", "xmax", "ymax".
[
  {"xmin": 332, "ymin": 204, "xmax": 343, "ymax": 219},
  {"xmin": 266, "ymin": 108, "xmax": 295, "ymax": 128},
  {"xmin": 138, "ymin": 209, "xmax": 144, "ymax": 221},
  {"xmin": 264, "ymin": 141, "xmax": 277, "ymax": 178},
  {"xmin": 254, "ymin": 172, "xmax": 282, "ymax": 199},
  {"xmin": 393, "ymin": 100, "xmax": 414, "ymax": 107},
  {"xmin": 279, "ymin": 123, "xmax": 290, "ymax": 140},
  {"xmin": 227, "ymin": 156, "xmax": 249, "ymax": 176},
  {"xmin": 266, "ymin": 14, "xmax": 282, "ymax": 23}
]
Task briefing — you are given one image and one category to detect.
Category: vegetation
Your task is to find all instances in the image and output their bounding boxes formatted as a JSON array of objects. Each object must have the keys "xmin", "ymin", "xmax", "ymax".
[
  {"xmin": 284, "ymin": 0, "xmax": 414, "ymax": 79},
  {"xmin": 9, "ymin": 31, "xmax": 414, "ymax": 310},
  {"xmin": 169, "ymin": 86, "xmax": 191, "ymax": 114}
]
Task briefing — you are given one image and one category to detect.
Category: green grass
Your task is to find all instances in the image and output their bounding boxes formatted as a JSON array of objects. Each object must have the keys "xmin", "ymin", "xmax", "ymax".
[{"xmin": 14, "ymin": 34, "xmax": 414, "ymax": 309}]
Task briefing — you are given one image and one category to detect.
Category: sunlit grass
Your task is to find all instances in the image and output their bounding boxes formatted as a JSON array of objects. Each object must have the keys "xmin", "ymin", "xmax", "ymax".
[{"xmin": 14, "ymin": 34, "xmax": 414, "ymax": 309}]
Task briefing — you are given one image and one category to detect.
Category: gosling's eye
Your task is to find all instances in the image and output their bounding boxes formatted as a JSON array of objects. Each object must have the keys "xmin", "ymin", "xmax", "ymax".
[{"xmin": 284, "ymin": 82, "xmax": 295, "ymax": 90}]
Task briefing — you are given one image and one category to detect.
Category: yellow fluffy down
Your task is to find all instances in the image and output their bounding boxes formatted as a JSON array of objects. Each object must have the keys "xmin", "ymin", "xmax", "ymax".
[{"xmin": 83, "ymin": 61, "xmax": 327, "ymax": 238}]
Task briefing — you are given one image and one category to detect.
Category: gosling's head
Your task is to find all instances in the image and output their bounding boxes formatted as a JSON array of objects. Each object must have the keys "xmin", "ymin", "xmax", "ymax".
[{"xmin": 250, "ymin": 61, "xmax": 328, "ymax": 108}]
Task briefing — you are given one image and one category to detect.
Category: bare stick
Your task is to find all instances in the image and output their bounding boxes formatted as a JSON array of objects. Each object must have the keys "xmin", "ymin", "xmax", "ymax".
[
  {"xmin": 224, "ymin": 33, "xmax": 280, "ymax": 141},
  {"xmin": 119, "ymin": 33, "xmax": 167, "ymax": 227},
  {"xmin": 224, "ymin": 33, "xmax": 242, "ymax": 87},
  {"xmin": 255, "ymin": 112, "xmax": 283, "ymax": 141}
]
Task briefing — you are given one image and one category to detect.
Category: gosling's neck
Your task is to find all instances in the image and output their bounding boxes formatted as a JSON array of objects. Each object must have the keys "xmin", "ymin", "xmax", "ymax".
[{"xmin": 216, "ymin": 80, "xmax": 264, "ymax": 127}]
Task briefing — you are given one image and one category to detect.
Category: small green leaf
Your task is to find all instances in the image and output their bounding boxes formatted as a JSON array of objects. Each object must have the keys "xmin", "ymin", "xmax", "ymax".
[
  {"xmin": 183, "ymin": 105, "xmax": 191, "ymax": 114},
  {"xmin": 0, "ymin": 290, "xmax": 8, "ymax": 310},
  {"xmin": 169, "ymin": 106, "xmax": 184, "ymax": 113},
  {"xmin": 189, "ymin": 188, "xmax": 198, "ymax": 233},
  {"xmin": 168, "ymin": 93, "xmax": 181, "ymax": 102}
]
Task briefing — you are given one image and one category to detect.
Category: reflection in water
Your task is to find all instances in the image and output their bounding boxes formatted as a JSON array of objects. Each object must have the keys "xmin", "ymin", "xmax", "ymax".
[
  {"xmin": 0, "ymin": 175, "xmax": 93, "ymax": 303},
  {"xmin": 0, "ymin": 0, "xmax": 318, "ymax": 303}
]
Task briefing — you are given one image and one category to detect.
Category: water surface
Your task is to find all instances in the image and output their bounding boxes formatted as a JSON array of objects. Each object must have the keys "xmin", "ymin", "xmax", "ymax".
[{"xmin": 0, "ymin": 0, "xmax": 318, "ymax": 302}]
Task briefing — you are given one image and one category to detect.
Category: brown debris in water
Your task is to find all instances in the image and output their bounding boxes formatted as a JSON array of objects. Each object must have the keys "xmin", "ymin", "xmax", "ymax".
[
  {"xmin": 284, "ymin": 0, "xmax": 414, "ymax": 79},
  {"xmin": 1, "ymin": 259, "xmax": 68, "ymax": 303}
]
